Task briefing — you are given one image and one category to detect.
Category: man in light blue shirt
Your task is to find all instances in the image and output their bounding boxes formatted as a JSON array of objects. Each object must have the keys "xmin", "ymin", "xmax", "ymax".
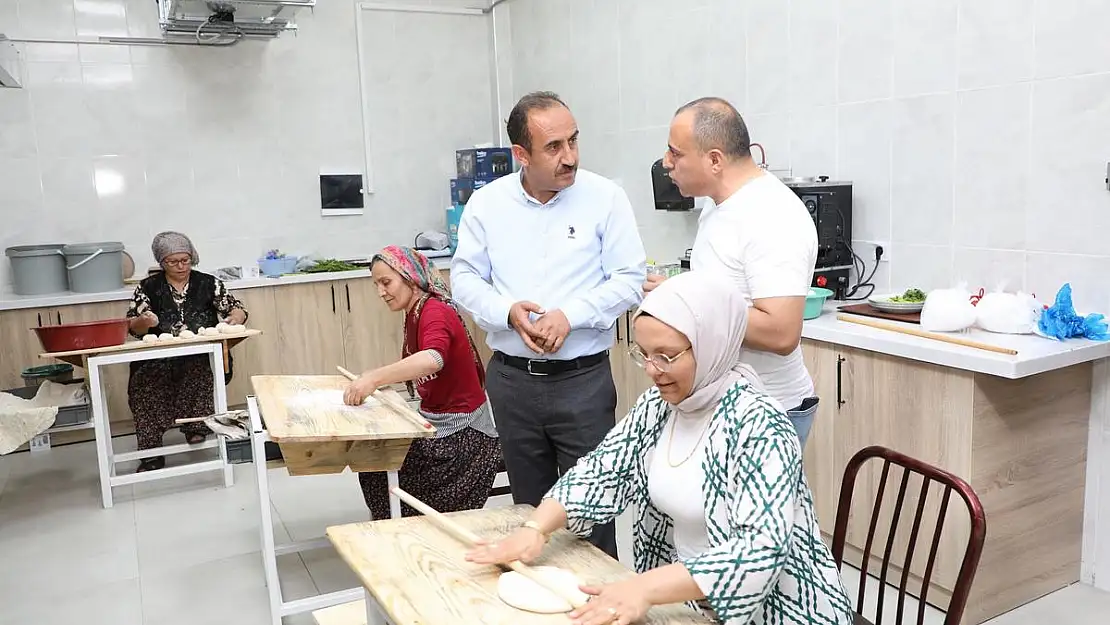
[{"xmin": 452, "ymin": 92, "xmax": 646, "ymax": 559}]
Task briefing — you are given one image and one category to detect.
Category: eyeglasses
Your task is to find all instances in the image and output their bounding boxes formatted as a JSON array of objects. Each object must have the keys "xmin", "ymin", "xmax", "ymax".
[
  {"xmin": 162, "ymin": 258, "xmax": 192, "ymax": 267},
  {"xmin": 628, "ymin": 345, "xmax": 690, "ymax": 373}
]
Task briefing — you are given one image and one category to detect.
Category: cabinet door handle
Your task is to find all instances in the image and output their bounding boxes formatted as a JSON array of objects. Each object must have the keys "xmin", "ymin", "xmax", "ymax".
[
  {"xmin": 57, "ymin": 311, "xmax": 62, "ymax": 325},
  {"xmin": 625, "ymin": 312, "xmax": 632, "ymax": 347},
  {"xmin": 836, "ymin": 355, "xmax": 846, "ymax": 408},
  {"xmin": 615, "ymin": 315, "xmax": 622, "ymax": 343},
  {"xmin": 345, "ymin": 284, "xmax": 351, "ymax": 312},
  {"xmin": 331, "ymin": 285, "xmax": 336, "ymax": 313},
  {"xmin": 37, "ymin": 313, "xmax": 42, "ymax": 327}
]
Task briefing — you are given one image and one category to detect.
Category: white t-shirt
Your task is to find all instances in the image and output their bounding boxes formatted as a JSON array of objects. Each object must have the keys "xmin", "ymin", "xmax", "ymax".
[
  {"xmin": 647, "ymin": 410, "xmax": 711, "ymax": 561},
  {"xmin": 690, "ymin": 173, "xmax": 817, "ymax": 410}
]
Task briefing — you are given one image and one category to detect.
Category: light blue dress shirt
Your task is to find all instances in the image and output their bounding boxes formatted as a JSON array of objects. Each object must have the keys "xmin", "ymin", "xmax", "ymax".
[{"xmin": 451, "ymin": 168, "xmax": 647, "ymax": 361}]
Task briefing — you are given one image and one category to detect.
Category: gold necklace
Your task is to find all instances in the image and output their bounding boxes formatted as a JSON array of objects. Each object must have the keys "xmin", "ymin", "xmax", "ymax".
[{"xmin": 665, "ymin": 411, "xmax": 712, "ymax": 467}]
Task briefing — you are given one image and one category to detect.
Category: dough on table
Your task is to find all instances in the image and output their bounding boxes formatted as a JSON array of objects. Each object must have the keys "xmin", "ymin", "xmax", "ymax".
[
  {"xmin": 215, "ymin": 322, "xmax": 230, "ymax": 332},
  {"xmin": 142, "ymin": 334, "xmax": 158, "ymax": 343},
  {"xmin": 496, "ymin": 566, "xmax": 589, "ymax": 614},
  {"xmin": 179, "ymin": 329, "xmax": 196, "ymax": 338},
  {"xmin": 158, "ymin": 333, "xmax": 173, "ymax": 341},
  {"xmin": 218, "ymin": 323, "xmax": 246, "ymax": 334}
]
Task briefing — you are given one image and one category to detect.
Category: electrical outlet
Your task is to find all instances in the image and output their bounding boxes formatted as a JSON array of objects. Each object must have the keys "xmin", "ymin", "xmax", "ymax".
[{"xmin": 854, "ymin": 241, "xmax": 890, "ymax": 263}]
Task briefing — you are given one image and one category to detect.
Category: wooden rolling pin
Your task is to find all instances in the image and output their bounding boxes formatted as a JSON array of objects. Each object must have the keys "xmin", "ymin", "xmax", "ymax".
[
  {"xmin": 335, "ymin": 366, "xmax": 433, "ymax": 431},
  {"xmin": 836, "ymin": 315, "xmax": 1019, "ymax": 355},
  {"xmin": 390, "ymin": 486, "xmax": 588, "ymax": 610}
]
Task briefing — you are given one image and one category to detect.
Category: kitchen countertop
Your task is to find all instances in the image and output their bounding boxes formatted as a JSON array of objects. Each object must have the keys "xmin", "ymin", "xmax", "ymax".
[
  {"xmin": 0, "ymin": 257, "xmax": 454, "ymax": 312},
  {"xmin": 804, "ymin": 301, "xmax": 1110, "ymax": 379},
  {"xmin": 6, "ymin": 268, "xmax": 1107, "ymax": 380}
]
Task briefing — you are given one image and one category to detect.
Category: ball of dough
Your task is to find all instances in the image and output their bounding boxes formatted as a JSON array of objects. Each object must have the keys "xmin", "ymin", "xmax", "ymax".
[
  {"xmin": 496, "ymin": 567, "xmax": 589, "ymax": 614},
  {"xmin": 179, "ymin": 329, "xmax": 196, "ymax": 339},
  {"xmin": 215, "ymin": 322, "xmax": 230, "ymax": 332},
  {"xmin": 158, "ymin": 333, "xmax": 173, "ymax": 341},
  {"xmin": 219, "ymin": 323, "xmax": 246, "ymax": 334},
  {"xmin": 142, "ymin": 334, "xmax": 158, "ymax": 343},
  {"xmin": 204, "ymin": 327, "xmax": 220, "ymax": 336}
]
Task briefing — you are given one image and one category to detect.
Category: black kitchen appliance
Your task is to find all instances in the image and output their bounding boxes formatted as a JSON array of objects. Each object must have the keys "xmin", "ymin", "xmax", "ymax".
[
  {"xmin": 784, "ymin": 178, "xmax": 853, "ymax": 300},
  {"xmin": 652, "ymin": 159, "xmax": 694, "ymax": 211}
]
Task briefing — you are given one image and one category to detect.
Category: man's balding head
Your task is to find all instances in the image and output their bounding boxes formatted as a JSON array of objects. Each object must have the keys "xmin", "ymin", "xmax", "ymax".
[
  {"xmin": 663, "ymin": 97, "xmax": 759, "ymax": 201},
  {"xmin": 673, "ymin": 97, "xmax": 752, "ymax": 160}
]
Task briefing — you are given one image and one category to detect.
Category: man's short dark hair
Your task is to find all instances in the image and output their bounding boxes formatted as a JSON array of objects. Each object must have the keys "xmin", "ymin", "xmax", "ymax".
[
  {"xmin": 674, "ymin": 97, "xmax": 751, "ymax": 159},
  {"xmin": 506, "ymin": 91, "xmax": 568, "ymax": 152}
]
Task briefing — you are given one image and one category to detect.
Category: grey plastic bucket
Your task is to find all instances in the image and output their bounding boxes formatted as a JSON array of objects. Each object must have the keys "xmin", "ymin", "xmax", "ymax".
[
  {"xmin": 63, "ymin": 241, "xmax": 125, "ymax": 293},
  {"xmin": 4, "ymin": 244, "xmax": 69, "ymax": 295}
]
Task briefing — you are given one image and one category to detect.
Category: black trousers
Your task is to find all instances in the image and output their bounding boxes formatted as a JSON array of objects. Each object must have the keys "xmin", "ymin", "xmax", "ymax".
[{"xmin": 486, "ymin": 353, "xmax": 619, "ymax": 559}]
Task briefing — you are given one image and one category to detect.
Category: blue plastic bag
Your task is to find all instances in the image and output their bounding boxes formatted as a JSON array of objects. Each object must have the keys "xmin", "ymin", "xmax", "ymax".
[{"xmin": 1038, "ymin": 283, "xmax": 1109, "ymax": 341}]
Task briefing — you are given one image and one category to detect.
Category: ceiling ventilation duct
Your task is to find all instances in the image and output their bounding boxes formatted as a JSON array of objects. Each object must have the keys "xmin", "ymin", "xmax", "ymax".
[
  {"xmin": 0, "ymin": 34, "xmax": 23, "ymax": 88},
  {"xmin": 157, "ymin": 0, "xmax": 315, "ymax": 40}
]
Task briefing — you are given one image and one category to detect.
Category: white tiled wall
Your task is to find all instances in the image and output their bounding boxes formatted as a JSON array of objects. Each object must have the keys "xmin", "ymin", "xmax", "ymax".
[
  {"xmin": 0, "ymin": 0, "xmax": 496, "ymax": 292},
  {"xmin": 499, "ymin": 0, "xmax": 1110, "ymax": 314}
]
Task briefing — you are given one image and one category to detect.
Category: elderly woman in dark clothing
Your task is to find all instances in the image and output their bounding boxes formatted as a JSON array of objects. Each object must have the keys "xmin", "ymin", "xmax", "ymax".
[{"xmin": 126, "ymin": 231, "xmax": 248, "ymax": 472}]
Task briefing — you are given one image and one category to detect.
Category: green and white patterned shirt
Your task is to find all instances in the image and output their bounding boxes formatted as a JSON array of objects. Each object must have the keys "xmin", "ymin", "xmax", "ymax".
[{"xmin": 547, "ymin": 380, "xmax": 854, "ymax": 624}]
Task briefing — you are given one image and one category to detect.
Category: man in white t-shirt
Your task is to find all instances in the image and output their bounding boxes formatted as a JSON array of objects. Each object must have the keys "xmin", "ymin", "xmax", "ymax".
[{"xmin": 644, "ymin": 97, "xmax": 820, "ymax": 447}]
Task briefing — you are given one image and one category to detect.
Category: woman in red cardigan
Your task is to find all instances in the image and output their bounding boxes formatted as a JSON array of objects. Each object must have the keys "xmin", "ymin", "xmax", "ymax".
[{"xmin": 344, "ymin": 245, "xmax": 501, "ymax": 518}]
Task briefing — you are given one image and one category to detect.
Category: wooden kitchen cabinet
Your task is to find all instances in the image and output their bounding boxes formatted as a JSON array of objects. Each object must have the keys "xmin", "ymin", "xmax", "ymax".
[
  {"xmin": 272, "ymin": 281, "xmax": 347, "ymax": 375},
  {"xmin": 0, "ymin": 306, "xmax": 54, "ymax": 390},
  {"xmin": 799, "ymin": 338, "xmax": 1090, "ymax": 623},
  {"xmin": 225, "ymin": 286, "xmax": 280, "ymax": 407}
]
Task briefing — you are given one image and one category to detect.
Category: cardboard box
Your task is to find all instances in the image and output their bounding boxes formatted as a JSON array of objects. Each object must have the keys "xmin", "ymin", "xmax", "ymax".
[{"xmin": 455, "ymin": 147, "xmax": 514, "ymax": 180}]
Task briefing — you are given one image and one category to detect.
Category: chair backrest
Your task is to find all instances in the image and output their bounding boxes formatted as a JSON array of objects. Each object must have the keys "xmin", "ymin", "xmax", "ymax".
[{"xmin": 831, "ymin": 445, "xmax": 987, "ymax": 625}]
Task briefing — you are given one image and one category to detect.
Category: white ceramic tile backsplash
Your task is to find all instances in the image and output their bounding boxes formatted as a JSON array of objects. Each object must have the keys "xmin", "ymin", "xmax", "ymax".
[
  {"xmin": 954, "ymin": 84, "xmax": 1031, "ymax": 250},
  {"xmin": 957, "ymin": 0, "xmax": 1035, "ymax": 89},
  {"xmin": 0, "ymin": 0, "xmax": 496, "ymax": 292},
  {"xmin": 499, "ymin": 0, "xmax": 1110, "ymax": 311},
  {"xmin": 890, "ymin": 93, "xmax": 956, "ymax": 246}
]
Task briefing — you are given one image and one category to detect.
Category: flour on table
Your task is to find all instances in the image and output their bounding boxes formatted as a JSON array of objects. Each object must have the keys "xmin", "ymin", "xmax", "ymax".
[
  {"xmin": 288, "ymin": 390, "xmax": 381, "ymax": 410},
  {"xmin": 496, "ymin": 566, "xmax": 589, "ymax": 614}
]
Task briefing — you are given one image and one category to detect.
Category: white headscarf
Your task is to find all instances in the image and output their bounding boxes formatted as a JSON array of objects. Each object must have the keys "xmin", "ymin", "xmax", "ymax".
[{"xmin": 635, "ymin": 271, "xmax": 762, "ymax": 418}]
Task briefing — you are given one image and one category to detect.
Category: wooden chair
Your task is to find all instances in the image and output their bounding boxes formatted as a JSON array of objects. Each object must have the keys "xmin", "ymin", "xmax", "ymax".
[{"xmin": 831, "ymin": 446, "xmax": 987, "ymax": 625}]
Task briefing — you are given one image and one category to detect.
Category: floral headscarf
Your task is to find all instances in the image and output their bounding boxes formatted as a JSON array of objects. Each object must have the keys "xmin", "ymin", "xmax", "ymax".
[{"xmin": 372, "ymin": 245, "xmax": 486, "ymax": 390}]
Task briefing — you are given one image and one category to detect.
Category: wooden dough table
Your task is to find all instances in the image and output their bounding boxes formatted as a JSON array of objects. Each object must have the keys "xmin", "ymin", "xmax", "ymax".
[
  {"xmin": 247, "ymin": 375, "xmax": 435, "ymax": 625},
  {"xmin": 40, "ymin": 330, "xmax": 261, "ymax": 508},
  {"xmin": 326, "ymin": 505, "xmax": 713, "ymax": 625}
]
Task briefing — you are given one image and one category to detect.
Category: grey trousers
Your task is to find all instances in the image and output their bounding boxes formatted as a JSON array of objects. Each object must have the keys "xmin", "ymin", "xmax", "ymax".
[{"xmin": 486, "ymin": 353, "xmax": 619, "ymax": 559}]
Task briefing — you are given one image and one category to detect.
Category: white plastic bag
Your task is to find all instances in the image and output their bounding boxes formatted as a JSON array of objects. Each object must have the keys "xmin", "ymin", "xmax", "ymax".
[
  {"xmin": 920, "ymin": 284, "xmax": 977, "ymax": 332},
  {"xmin": 975, "ymin": 290, "xmax": 1041, "ymax": 334}
]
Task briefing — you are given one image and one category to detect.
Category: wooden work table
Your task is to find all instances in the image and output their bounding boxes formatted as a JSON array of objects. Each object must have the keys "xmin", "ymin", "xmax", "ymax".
[
  {"xmin": 248, "ymin": 374, "xmax": 435, "ymax": 624},
  {"xmin": 251, "ymin": 374, "xmax": 433, "ymax": 476},
  {"xmin": 327, "ymin": 504, "xmax": 711, "ymax": 625},
  {"xmin": 40, "ymin": 328, "xmax": 261, "ymax": 368}
]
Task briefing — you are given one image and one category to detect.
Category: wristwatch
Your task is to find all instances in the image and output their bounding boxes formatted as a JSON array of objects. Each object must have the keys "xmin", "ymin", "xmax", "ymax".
[{"xmin": 522, "ymin": 520, "xmax": 548, "ymax": 541}]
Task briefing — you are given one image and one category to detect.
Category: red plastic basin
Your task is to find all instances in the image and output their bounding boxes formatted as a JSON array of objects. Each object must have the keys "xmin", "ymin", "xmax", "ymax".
[{"xmin": 33, "ymin": 318, "xmax": 130, "ymax": 353}]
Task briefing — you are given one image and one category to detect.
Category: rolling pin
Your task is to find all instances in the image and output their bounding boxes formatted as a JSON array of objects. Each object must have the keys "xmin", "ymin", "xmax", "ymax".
[
  {"xmin": 335, "ymin": 366, "xmax": 433, "ymax": 431},
  {"xmin": 836, "ymin": 314, "xmax": 1019, "ymax": 355},
  {"xmin": 390, "ymin": 486, "xmax": 588, "ymax": 610}
]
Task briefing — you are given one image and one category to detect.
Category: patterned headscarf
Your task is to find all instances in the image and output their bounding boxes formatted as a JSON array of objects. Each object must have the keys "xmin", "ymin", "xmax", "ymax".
[
  {"xmin": 372, "ymin": 245, "xmax": 486, "ymax": 390},
  {"xmin": 372, "ymin": 245, "xmax": 450, "ymax": 300},
  {"xmin": 152, "ymin": 231, "xmax": 199, "ymax": 265}
]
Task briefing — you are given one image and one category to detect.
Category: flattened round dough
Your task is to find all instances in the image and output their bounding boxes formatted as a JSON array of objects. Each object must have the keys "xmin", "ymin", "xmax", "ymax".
[
  {"xmin": 219, "ymin": 323, "xmax": 246, "ymax": 334},
  {"xmin": 179, "ymin": 330, "xmax": 196, "ymax": 339},
  {"xmin": 142, "ymin": 334, "xmax": 158, "ymax": 343},
  {"xmin": 496, "ymin": 566, "xmax": 589, "ymax": 614},
  {"xmin": 158, "ymin": 333, "xmax": 173, "ymax": 341},
  {"xmin": 215, "ymin": 322, "xmax": 230, "ymax": 332}
]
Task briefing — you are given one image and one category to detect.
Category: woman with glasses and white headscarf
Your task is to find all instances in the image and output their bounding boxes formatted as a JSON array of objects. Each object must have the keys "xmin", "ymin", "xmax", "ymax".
[
  {"xmin": 466, "ymin": 271, "xmax": 852, "ymax": 625},
  {"xmin": 125, "ymin": 231, "xmax": 248, "ymax": 472}
]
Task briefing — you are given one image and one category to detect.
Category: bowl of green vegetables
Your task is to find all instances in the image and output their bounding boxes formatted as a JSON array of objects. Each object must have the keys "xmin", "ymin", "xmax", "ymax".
[{"xmin": 868, "ymin": 288, "xmax": 927, "ymax": 313}]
